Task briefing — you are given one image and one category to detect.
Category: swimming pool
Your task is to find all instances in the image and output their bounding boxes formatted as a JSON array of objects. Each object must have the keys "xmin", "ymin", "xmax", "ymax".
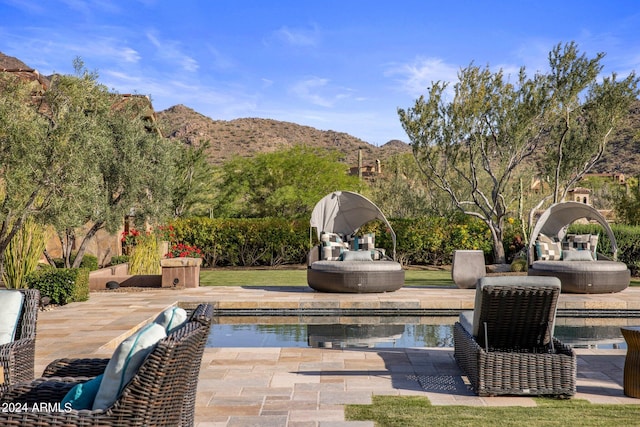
[{"xmin": 207, "ymin": 315, "xmax": 640, "ymax": 349}]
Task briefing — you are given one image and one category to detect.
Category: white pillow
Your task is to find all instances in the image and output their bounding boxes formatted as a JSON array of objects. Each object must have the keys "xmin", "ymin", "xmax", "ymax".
[
  {"xmin": 92, "ymin": 323, "xmax": 166, "ymax": 410},
  {"xmin": 154, "ymin": 306, "xmax": 187, "ymax": 334},
  {"xmin": 341, "ymin": 250, "xmax": 373, "ymax": 261},
  {"xmin": 0, "ymin": 290, "xmax": 24, "ymax": 345},
  {"xmin": 563, "ymin": 249, "xmax": 594, "ymax": 261}
]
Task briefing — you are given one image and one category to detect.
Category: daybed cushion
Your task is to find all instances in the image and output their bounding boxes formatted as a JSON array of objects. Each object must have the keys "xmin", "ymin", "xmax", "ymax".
[
  {"xmin": 0, "ymin": 290, "xmax": 24, "ymax": 345},
  {"xmin": 93, "ymin": 322, "xmax": 167, "ymax": 410},
  {"xmin": 531, "ymin": 259, "xmax": 628, "ymax": 273},
  {"xmin": 310, "ymin": 260, "xmax": 402, "ymax": 272}
]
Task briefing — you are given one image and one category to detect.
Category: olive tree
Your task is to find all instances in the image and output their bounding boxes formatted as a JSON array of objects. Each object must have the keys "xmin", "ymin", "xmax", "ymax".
[{"xmin": 399, "ymin": 42, "xmax": 638, "ymax": 264}]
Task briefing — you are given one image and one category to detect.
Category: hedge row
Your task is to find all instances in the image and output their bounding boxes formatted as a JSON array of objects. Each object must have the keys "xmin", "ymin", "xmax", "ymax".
[{"xmin": 168, "ymin": 215, "xmax": 525, "ymax": 267}]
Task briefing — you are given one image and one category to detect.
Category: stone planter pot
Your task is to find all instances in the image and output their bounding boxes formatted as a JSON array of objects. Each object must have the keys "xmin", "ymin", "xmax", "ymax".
[{"xmin": 160, "ymin": 257, "xmax": 202, "ymax": 288}]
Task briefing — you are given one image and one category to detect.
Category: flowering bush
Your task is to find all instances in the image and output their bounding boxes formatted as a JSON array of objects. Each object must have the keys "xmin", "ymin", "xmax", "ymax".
[
  {"xmin": 165, "ymin": 243, "xmax": 202, "ymax": 258},
  {"xmin": 155, "ymin": 224, "xmax": 176, "ymax": 242},
  {"xmin": 121, "ymin": 228, "xmax": 141, "ymax": 254}
]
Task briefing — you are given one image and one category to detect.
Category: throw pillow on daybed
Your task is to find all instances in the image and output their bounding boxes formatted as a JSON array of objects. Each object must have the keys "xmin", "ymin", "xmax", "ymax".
[
  {"xmin": 562, "ymin": 249, "xmax": 594, "ymax": 261},
  {"xmin": 535, "ymin": 233, "xmax": 562, "ymax": 261},
  {"xmin": 348, "ymin": 233, "xmax": 375, "ymax": 251},
  {"xmin": 0, "ymin": 290, "xmax": 24, "ymax": 345},
  {"xmin": 321, "ymin": 231, "xmax": 348, "ymax": 261},
  {"xmin": 563, "ymin": 234, "xmax": 598, "ymax": 258},
  {"xmin": 341, "ymin": 250, "xmax": 373, "ymax": 261}
]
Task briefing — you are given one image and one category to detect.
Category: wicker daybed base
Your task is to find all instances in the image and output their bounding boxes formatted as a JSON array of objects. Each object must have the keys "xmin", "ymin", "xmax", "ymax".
[
  {"xmin": 454, "ymin": 322, "xmax": 576, "ymax": 397},
  {"xmin": 307, "ymin": 261, "xmax": 405, "ymax": 293},
  {"xmin": 528, "ymin": 260, "xmax": 630, "ymax": 294}
]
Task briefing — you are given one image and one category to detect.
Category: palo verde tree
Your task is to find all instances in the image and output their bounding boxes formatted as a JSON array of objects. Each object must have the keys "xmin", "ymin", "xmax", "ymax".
[
  {"xmin": 399, "ymin": 41, "xmax": 638, "ymax": 264},
  {"xmin": 212, "ymin": 145, "xmax": 364, "ymax": 218}
]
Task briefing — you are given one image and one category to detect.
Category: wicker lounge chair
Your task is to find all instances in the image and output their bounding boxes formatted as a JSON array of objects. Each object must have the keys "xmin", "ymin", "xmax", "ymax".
[
  {"xmin": 454, "ymin": 276, "xmax": 576, "ymax": 397},
  {"xmin": 0, "ymin": 303, "xmax": 213, "ymax": 427},
  {"xmin": 0, "ymin": 288, "xmax": 39, "ymax": 395}
]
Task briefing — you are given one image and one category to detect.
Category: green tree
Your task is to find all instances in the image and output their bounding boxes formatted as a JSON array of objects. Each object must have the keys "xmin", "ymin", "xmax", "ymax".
[
  {"xmin": 541, "ymin": 42, "xmax": 639, "ymax": 204},
  {"xmin": 0, "ymin": 71, "xmax": 74, "ymax": 272},
  {"xmin": 369, "ymin": 152, "xmax": 450, "ymax": 218},
  {"xmin": 1, "ymin": 60, "xmax": 177, "ymax": 269},
  {"xmin": 171, "ymin": 140, "xmax": 217, "ymax": 218},
  {"xmin": 399, "ymin": 41, "xmax": 638, "ymax": 264},
  {"xmin": 212, "ymin": 145, "xmax": 363, "ymax": 218}
]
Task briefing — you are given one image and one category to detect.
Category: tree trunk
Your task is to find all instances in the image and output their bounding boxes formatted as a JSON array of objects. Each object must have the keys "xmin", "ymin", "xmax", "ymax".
[
  {"xmin": 71, "ymin": 220, "xmax": 104, "ymax": 268},
  {"xmin": 487, "ymin": 222, "xmax": 506, "ymax": 265}
]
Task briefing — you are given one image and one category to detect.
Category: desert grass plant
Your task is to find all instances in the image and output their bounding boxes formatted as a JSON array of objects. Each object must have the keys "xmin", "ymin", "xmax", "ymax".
[
  {"xmin": 128, "ymin": 233, "xmax": 161, "ymax": 275},
  {"xmin": 345, "ymin": 395, "xmax": 640, "ymax": 427},
  {"xmin": 2, "ymin": 218, "xmax": 48, "ymax": 289}
]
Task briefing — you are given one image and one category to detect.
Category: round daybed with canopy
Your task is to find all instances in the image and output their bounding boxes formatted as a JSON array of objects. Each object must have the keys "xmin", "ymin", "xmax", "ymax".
[
  {"xmin": 307, "ymin": 191, "xmax": 405, "ymax": 293},
  {"xmin": 527, "ymin": 201, "xmax": 630, "ymax": 294}
]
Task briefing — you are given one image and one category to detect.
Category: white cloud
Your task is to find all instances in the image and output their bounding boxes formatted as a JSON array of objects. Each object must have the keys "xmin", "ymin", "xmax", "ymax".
[
  {"xmin": 289, "ymin": 77, "xmax": 353, "ymax": 108},
  {"xmin": 273, "ymin": 25, "xmax": 319, "ymax": 47},
  {"xmin": 146, "ymin": 30, "xmax": 199, "ymax": 72},
  {"xmin": 386, "ymin": 57, "xmax": 459, "ymax": 97}
]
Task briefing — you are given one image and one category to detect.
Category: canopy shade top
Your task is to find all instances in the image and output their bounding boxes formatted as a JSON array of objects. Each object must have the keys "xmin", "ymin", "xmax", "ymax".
[
  {"xmin": 310, "ymin": 191, "xmax": 396, "ymax": 257},
  {"xmin": 528, "ymin": 201, "xmax": 618, "ymax": 258}
]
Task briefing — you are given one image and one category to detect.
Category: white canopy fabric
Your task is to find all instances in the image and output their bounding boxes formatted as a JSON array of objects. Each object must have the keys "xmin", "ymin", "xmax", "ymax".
[
  {"xmin": 529, "ymin": 201, "xmax": 618, "ymax": 259},
  {"xmin": 310, "ymin": 191, "xmax": 396, "ymax": 258}
]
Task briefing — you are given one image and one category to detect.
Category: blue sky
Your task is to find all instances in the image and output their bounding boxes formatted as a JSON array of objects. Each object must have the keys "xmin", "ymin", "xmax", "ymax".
[{"xmin": 2, "ymin": 1, "xmax": 639, "ymax": 146}]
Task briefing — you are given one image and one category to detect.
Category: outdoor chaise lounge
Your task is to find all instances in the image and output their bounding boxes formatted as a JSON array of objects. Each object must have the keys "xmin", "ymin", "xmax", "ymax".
[
  {"xmin": 0, "ymin": 303, "xmax": 213, "ymax": 427},
  {"xmin": 528, "ymin": 201, "xmax": 630, "ymax": 293},
  {"xmin": 0, "ymin": 288, "xmax": 39, "ymax": 395},
  {"xmin": 307, "ymin": 191, "xmax": 404, "ymax": 293},
  {"xmin": 454, "ymin": 276, "xmax": 576, "ymax": 397}
]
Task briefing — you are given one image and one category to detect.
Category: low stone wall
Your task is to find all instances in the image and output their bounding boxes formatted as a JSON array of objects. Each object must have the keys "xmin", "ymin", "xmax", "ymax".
[{"xmin": 88, "ymin": 263, "xmax": 161, "ymax": 291}]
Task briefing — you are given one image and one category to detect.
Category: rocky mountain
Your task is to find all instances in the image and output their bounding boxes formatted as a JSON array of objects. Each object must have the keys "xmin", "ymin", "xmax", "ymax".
[
  {"xmin": 156, "ymin": 104, "xmax": 410, "ymax": 167},
  {"xmin": 2, "ymin": 51, "xmax": 639, "ymax": 174}
]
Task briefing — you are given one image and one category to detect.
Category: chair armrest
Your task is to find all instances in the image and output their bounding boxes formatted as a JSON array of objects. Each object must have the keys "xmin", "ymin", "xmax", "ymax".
[
  {"xmin": 0, "ymin": 378, "xmax": 80, "ymax": 404},
  {"xmin": 42, "ymin": 358, "xmax": 109, "ymax": 378},
  {"xmin": 0, "ymin": 337, "xmax": 36, "ymax": 388}
]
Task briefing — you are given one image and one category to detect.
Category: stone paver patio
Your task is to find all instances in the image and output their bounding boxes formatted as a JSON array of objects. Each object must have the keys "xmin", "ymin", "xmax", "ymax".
[{"xmin": 32, "ymin": 285, "xmax": 640, "ymax": 426}]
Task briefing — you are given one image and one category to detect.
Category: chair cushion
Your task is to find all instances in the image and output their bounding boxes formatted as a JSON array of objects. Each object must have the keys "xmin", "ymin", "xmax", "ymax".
[
  {"xmin": 154, "ymin": 306, "xmax": 187, "ymax": 334},
  {"xmin": 93, "ymin": 323, "xmax": 167, "ymax": 410},
  {"xmin": 61, "ymin": 374, "xmax": 104, "ymax": 410},
  {"xmin": 0, "ymin": 290, "xmax": 24, "ymax": 345}
]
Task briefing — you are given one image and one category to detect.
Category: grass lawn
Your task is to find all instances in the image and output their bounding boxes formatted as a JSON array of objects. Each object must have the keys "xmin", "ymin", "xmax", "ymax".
[
  {"xmin": 199, "ymin": 267, "xmax": 455, "ymax": 287},
  {"xmin": 199, "ymin": 266, "xmax": 640, "ymax": 287},
  {"xmin": 345, "ymin": 395, "xmax": 640, "ymax": 426}
]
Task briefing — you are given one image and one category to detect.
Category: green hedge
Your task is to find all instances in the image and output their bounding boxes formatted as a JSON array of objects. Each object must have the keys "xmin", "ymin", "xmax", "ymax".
[
  {"xmin": 169, "ymin": 217, "xmax": 309, "ymax": 267},
  {"xmin": 168, "ymin": 215, "xmax": 527, "ymax": 267},
  {"xmin": 52, "ymin": 253, "xmax": 99, "ymax": 271},
  {"xmin": 169, "ymin": 216, "xmax": 640, "ymax": 269},
  {"xmin": 27, "ymin": 267, "xmax": 90, "ymax": 305}
]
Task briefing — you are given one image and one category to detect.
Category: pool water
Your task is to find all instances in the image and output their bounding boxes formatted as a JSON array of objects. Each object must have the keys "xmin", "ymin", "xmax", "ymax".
[{"xmin": 207, "ymin": 317, "xmax": 639, "ymax": 349}]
